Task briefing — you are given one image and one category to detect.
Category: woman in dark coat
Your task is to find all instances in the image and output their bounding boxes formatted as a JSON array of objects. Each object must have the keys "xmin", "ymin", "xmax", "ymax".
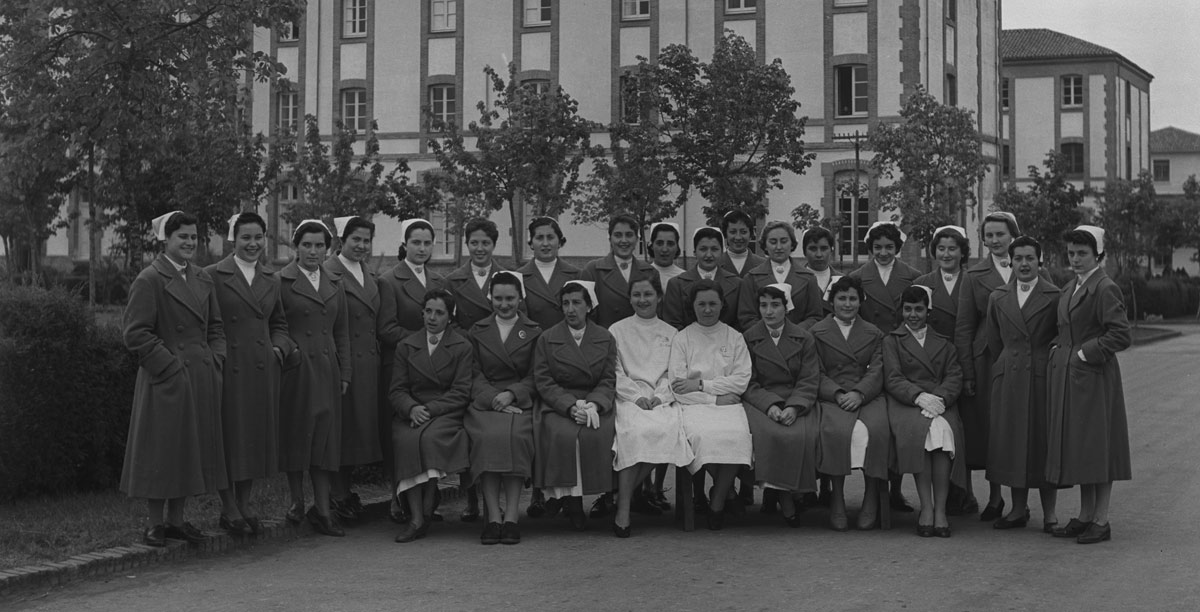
[
  {"xmin": 883, "ymin": 285, "xmax": 966, "ymax": 538},
  {"xmin": 278, "ymin": 219, "xmax": 351, "ymax": 537},
  {"xmin": 800, "ymin": 227, "xmax": 842, "ymax": 317},
  {"xmin": 736, "ymin": 220, "xmax": 824, "ymax": 331},
  {"xmin": 742, "ymin": 284, "xmax": 821, "ymax": 526},
  {"xmin": 518, "ymin": 216, "xmax": 579, "ymax": 330},
  {"xmin": 664, "ymin": 227, "xmax": 742, "ymax": 331},
  {"xmin": 325, "ymin": 216, "xmax": 381, "ymax": 522},
  {"xmin": 390, "ymin": 289, "xmax": 474, "ymax": 543},
  {"xmin": 206, "ymin": 212, "xmax": 294, "ymax": 536},
  {"xmin": 985, "ymin": 236, "xmax": 1061, "ymax": 532},
  {"xmin": 533, "ymin": 280, "xmax": 618, "ymax": 531},
  {"xmin": 466, "ymin": 272, "xmax": 542, "ymax": 545},
  {"xmin": 1045, "ymin": 226, "xmax": 1132, "ymax": 545},
  {"xmin": 122, "ymin": 211, "xmax": 226, "ymax": 546},
  {"xmin": 810, "ymin": 276, "xmax": 891, "ymax": 532},
  {"xmin": 579, "ymin": 214, "xmax": 656, "ymax": 328}
]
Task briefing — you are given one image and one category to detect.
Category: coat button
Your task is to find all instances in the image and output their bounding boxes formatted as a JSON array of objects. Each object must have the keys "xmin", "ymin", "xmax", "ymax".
[
  {"xmin": 304, "ymin": 309, "xmax": 310, "ymax": 315},
  {"xmin": 178, "ymin": 343, "xmax": 185, "ymax": 349},
  {"xmin": 231, "ymin": 342, "xmax": 239, "ymax": 348},
  {"xmin": 184, "ymin": 360, "xmax": 191, "ymax": 366},
  {"xmin": 257, "ymin": 314, "xmax": 264, "ymax": 319},
  {"xmin": 256, "ymin": 362, "xmax": 265, "ymax": 369},
  {"xmin": 307, "ymin": 331, "xmax": 313, "ymax": 336},
  {"xmin": 322, "ymin": 309, "xmax": 328, "ymax": 315},
  {"xmin": 175, "ymin": 325, "xmax": 183, "ymax": 331},
  {"xmin": 202, "ymin": 358, "xmax": 210, "ymax": 365},
  {"xmin": 231, "ymin": 316, "xmax": 238, "ymax": 322},
  {"xmin": 257, "ymin": 339, "xmax": 265, "ymax": 346},
  {"xmin": 233, "ymin": 367, "xmax": 239, "ymax": 373},
  {"xmin": 323, "ymin": 349, "xmax": 329, "ymax": 355}
]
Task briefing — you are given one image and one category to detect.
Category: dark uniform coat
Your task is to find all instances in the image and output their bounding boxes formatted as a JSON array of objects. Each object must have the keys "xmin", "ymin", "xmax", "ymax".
[
  {"xmin": 277, "ymin": 262, "xmax": 352, "ymax": 472},
  {"xmin": 954, "ymin": 257, "xmax": 1010, "ymax": 469},
  {"xmin": 736, "ymin": 259, "xmax": 825, "ymax": 331},
  {"xmin": 444, "ymin": 261, "xmax": 511, "ymax": 331},
  {"xmin": 389, "ymin": 327, "xmax": 473, "ymax": 483},
  {"xmin": 985, "ymin": 279, "xmax": 1060, "ymax": 488},
  {"xmin": 663, "ymin": 265, "xmax": 742, "ymax": 331},
  {"xmin": 1045, "ymin": 268, "xmax": 1132, "ymax": 485},
  {"xmin": 810, "ymin": 316, "xmax": 890, "ymax": 479},
  {"xmin": 204, "ymin": 255, "xmax": 294, "ymax": 483},
  {"xmin": 325, "ymin": 256, "xmax": 381, "ymax": 466},
  {"xmin": 719, "ymin": 251, "xmax": 765, "ymax": 278},
  {"xmin": 847, "ymin": 259, "xmax": 921, "ymax": 333},
  {"xmin": 579, "ymin": 254, "xmax": 655, "ymax": 328},
  {"xmin": 913, "ymin": 270, "xmax": 961, "ymax": 340},
  {"xmin": 465, "ymin": 314, "xmax": 542, "ymax": 481},
  {"xmin": 882, "ymin": 327, "xmax": 967, "ymax": 487},
  {"xmin": 742, "ymin": 321, "xmax": 821, "ymax": 492},
  {"xmin": 121, "ymin": 255, "xmax": 228, "ymax": 499},
  {"xmin": 517, "ymin": 258, "xmax": 579, "ymax": 330},
  {"xmin": 533, "ymin": 321, "xmax": 618, "ymax": 494}
]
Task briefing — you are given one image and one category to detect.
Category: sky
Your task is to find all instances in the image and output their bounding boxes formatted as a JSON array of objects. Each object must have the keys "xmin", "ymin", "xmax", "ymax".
[{"xmin": 1003, "ymin": 0, "xmax": 1200, "ymax": 134}]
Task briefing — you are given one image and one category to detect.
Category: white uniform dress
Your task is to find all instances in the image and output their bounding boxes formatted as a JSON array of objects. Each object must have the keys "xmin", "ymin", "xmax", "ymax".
[
  {"xmin": 669, "ymin": 322, "xmax": 753, "ymax": 473},
  {"xmin": 610, "ymin": 315, "xmax": 695, "ymax": 471}
]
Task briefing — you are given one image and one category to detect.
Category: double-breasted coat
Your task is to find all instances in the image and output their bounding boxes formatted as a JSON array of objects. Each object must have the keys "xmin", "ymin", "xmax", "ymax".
[
  {"xmin": 121, "ymin": 255, "xmax": 228, "ymax": 499},
  {"xmin": 517, "ymin": 258, "xmax": 579, "ymax": 330},
  {"xmin": 984, "ymin": 279, "xmax": 1061, "ymax": 488},
  {"xmin": 810, "ymin": 316, "xmax": 890, "ymax": 479},
  {"xmin": 954, "ymin": 257, "xmax": 1010, "ymax": 469},
  {"xmin": 277, "ymin": 262, "xmax": 352, "ymax": 472},
  {"xmin": 742, "ymin": 321, "xmax": 822, "ymax": 492},
  {"xmin": 736, "ymin": 260, "xmax": 825, "ymax": 331},
  {"xmin": 465, "ymin": 314, "xmax": 542, "ymax": 481},
  {"xmin": 882, "ymin": 327, "xmax": 967, "ymax": 487},
  {"xmin": 444, "ymin": 261, "xmax": 512, "ymax": 331},
  {"xmin": 719, "ymin": 251, "xmax": 765, "ymax": 278},
  {"xmin": 579, "ymin": 254, "xmax": 656, "ymax": 328},
  {"xmin": 204, "ymin": 255, "xmax": 294, "ymax": 483},
  {"xmin": 324, "ymin": 256, "xmax": 382, "ymax": 466},
  {"xmin": 913, "ymin": 270, "xmax": 961, "ymax": 340},
  {"xmin": 663, "ymin": 265, "xmax": 742, "ymax": 331},
  {"xmin": 533, "ymin": 321, "xmax": 618, "ymax": 494},
  {"xmin": 389, "ymin": 328, "xmax": 473, "ymax": 483},
  {"xmin": 847, "ymin": 259, "xmax": 921, "ymax": 333},
  {"xmin": 1045, "ymin": 268, "xmax": 1132, "ymax": 485}
]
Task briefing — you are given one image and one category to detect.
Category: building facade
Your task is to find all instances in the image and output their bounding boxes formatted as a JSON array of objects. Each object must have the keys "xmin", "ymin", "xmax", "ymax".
[{"xmin": 1149, "ymin": 126, "xmax": 1200, "ymax": 275}]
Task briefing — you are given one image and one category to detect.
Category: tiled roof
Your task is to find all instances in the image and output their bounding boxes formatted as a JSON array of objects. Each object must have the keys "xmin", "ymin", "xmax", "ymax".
[
  {"xmin": 1001, "ymin": 29, "xmax": 1152, "ymax": 79},
  {"xmin": 1151, "ymin": 127, "xmax": 1200, "ymax": 154}
]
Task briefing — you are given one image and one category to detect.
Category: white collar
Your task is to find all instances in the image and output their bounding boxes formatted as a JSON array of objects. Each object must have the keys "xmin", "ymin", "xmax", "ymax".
[
  {"xmin": 726, "ymin": 249, "xmax": 748, "ymax": 260},
  {"xmin": 835, "ymin": 316, "xmax": 855, "ymax": 328},
  {"xmin": 534, "ymin": 258, "xmax": 557, "ymax": 270},
  {"xmin": 405, "ymin": 259, "xmax": 426, "ymax": 274},
  {"xmin": 234, "ymin": 255, "xmax": 257, "ymax": 270},
  {"xmin": 613, "ymin": 255, "xmax": 633, "ymax": 267},
  {"xmin": 907, "ymin": 324, "xmax": 928, "ymax": 344},
  {"xmin": 992, "ymin": 253, "xmax": 1012, "ymax": 268},
  {"xmin": 1017, "ymin": 277, "xmax": 1039, "ymax": 291},
  {"xmin": 165, "ymin": 255, "xmax": 187, "ymax": 272},
  {"xmin": 338, "ymin": 252, "xmax": 361, "ymax": 272},
  {"xmin": 875, "ymin": 259, "xmax": 895, "ymax": 272},
  {"xmin": 1076, "ymin": 266, "xmax": 1100, "ymax": 287}
]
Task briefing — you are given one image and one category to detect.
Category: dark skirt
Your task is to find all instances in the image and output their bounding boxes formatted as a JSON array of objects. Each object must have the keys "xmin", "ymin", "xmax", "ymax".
[
  {"xmin": 888, "ymin": 400, "xmax": 967, "ymax": 488},
  {"xmin": 464, "ymin": 408, "xmax": 535, "ymax": 482},
  {"xmin": 279, "ymin": 352, "xmax": 342, "ymax": 472},
  {"xmin": 339, "ymin": 351, "xmax": 381, "ymax": 467},
  {"xmin": 959, "ymin": 349, "xmax": 993, "ymax": 470},
  {"xmin": 817, "ymin": 396, "xmax": 890, "ymax": 480},
  {"xmin": 534, "ymin": 403, "xmax": 615, "ymax": 495},
  {"xmin": 745, "ymin": 405, "xmax": 820, "ymax": 492},
  {"xmin": 392, "ymin": 412, "xmax": 470, "ymax": 483}
]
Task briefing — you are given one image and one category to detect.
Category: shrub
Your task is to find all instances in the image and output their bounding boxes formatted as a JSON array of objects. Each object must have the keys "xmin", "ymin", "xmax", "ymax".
[{"xmin": 1111, "ymin": 273, "xmax": 1200, "ymax": 320}]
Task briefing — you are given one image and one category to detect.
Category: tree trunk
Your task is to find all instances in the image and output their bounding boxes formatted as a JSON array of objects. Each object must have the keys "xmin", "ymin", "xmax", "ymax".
[
  {"xmin": 509, "ymin": 191, "xmax": 525, "ymax": 265},
  {"xmin": 88, "ymin": 146, "xmax": 98, "ymax": 308}
]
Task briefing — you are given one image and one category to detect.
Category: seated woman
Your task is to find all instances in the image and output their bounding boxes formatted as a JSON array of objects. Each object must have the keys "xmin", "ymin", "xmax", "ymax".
[
  {"xmin": 389, "ymin": 290, "xmax": 474, "ymax": 543},
  {"xmin": 670, "ymin": 280, "xmax": 752, "ymax": 530},
  {"xmin": 610, "ymin": 276, "xmax": 694, "ymax": 538},
  {"xmin": 883, "ymin": 285, "xmax": 967, "ymax": 538},
  {"xmin": 533, "ymin": 280, "xmax": 618, "ymax": 531},
  {"xmin": 809, "ymin": 276, "xmax": 891, "ymax": 532},
  {"xmin": 465, "ymin": 272, "xmax": 543, "ymax": 545},
  {"xmin": 742, "ymin": 284, "xmax": 822, "ymax": 527}
]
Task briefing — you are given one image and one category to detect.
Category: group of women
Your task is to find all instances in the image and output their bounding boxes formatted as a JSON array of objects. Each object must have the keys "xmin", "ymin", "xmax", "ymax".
[{"xmin": 120, "ymin": 208, "xmax": 1131, "ymax": 547}]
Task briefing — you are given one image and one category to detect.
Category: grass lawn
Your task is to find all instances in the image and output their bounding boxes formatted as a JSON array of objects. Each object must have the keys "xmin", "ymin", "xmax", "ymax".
[{"xmin": 0, "ymin": 475, "xmax": 390, "ymax": 571}]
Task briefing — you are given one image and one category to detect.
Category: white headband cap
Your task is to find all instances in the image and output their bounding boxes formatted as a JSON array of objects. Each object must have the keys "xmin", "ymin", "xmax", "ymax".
[
  {"xmin": 333, "ymin": 216, "xmax": 356, "ymax": 240},
  {"xmin": 563, "ymin": 280, "xmax": 598, "ymax": 312},
  {"xmin": 226, "ymin": 213, "xmax": 242, "ymax": 242},
  {"xmin": 866, "ymin": 220, "xmax": 907, "ymax": 244},
  {"xmin": 400, "ymin": 218, "xmax": 434, "ymax": 241},
  {"xmin": 933, "ymin": 225, "xmax": 967, "ymax": 240},
  {"xmin": 152, "ymin": 211, "xmax": 183, "ymax": 241},
  {"xmin": 983, "ymin": 211, "xmax": 1021, "ymax": 236},
  {"xmin": 766, "ymin": 282, "xmax": 795, "ymax": 312},
  {"xmin": 488, "ymin": 270, "xmax": 525, "ymax": 300},
  {"xmin": 292, "ymin": 219, "xmax": 329, "ymax": 243},
  {"xmin": 649, "ymin": 221, "xmax": 680, "ymax": 237},
  {"xmin": 1074, "ymin": 224, "xmax": 1106, "ymax": 255},
  {"xmin": 910, "ymin": 284, "xmax": 934, "ymax": 305},
  {"xmin": 692, "ymin": 225, "xmax": 723, "ymax": 246}
]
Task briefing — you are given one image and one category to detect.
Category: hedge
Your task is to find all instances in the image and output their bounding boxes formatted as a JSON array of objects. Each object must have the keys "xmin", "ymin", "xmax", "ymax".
[
  {"xmin": 1113, "ymin": 274, "xmax": 1200, "ymax": 320},
  {"xmin": 0, "ymin": 286, "xmax": 137, "ymax": 500}
]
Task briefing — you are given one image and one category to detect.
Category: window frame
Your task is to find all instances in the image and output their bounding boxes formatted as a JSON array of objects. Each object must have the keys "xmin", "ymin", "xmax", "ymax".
[
  {"xmin": 278, "ymin": 21, "xmax": 300, "ymax": 42},
  {"xmin": 524, "ymin": 0, "xmax": 551, "ymax": 26},
  {"xmin": 343, "ymin": 0, "xmax": 368, "ymax": 38},
  {"xmin": 341, "ymin": 88, "xmax": 368, "ymax": 133},
  {"xmin": 277, "ymin": 91, "xmax": 299, "ymax": 131},
  {"xmin": 945, "ymin": 73, "xmax": 957, "ymax": 107},
  {"xmin": 1060, "ymin": 142, "xmax": 1085, "ymax": 176},
  {"xmin": 621, "ymin": 0, "xmax": 650, "ymax": 20},
  {"xmin": 1152, "ymin": 159, "xmax": 1170, "ymax": 183},
  {"xmin": 619, "ymin": 74, "xmax": 644, "ymax": 125},
  {"xmin": 836, "ymin": 176, "xmax": 870, "ymax": 263},
  {"xmin": 945, "ymin": 0, "xmax": 957, "ymax": 22},
  {"xmin": 725, "ymin": 0, "xmax": 756, "ymax": 15},
  {"xmin": 1000, "ymin": 77, "xmax": 1010, "ymax": 111},
  {"xmin": 1061, "ymin": 75, "xmax": 1083, "ymax": 108},
  {"xmin": 431, "ymin": 0, "xmax": 457, "ymax": 32},
  {"xmin": 835, "ymin": 64, "xmax": 869, "ymax": 117},
  {"xmin": 429, "ymin": 84, "xmax": 457, "ymax": 130}
]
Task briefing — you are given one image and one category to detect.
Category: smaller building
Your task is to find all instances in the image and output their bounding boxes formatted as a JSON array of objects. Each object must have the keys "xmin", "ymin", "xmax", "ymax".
[{"xmin": 1150, "ymin": 126, "xmax": 1200, "ymax": 275}]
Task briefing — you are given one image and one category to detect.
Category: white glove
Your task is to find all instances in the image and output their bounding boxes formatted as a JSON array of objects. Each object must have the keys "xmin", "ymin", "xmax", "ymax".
[
  {"xmin": 915, "ymin": 392, "xmax": 945, "ymax": 415},
  {"xmin": 584, "ymin": 403, "xmax": 600, "ymax": 430}
]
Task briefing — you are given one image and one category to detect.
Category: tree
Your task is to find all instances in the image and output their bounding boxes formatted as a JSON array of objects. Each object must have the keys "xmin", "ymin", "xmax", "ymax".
[
  {"xmin": 0, "ymin": 131, "xmax": 74, "ymax": 278},
  {"xmin": 1148, "ymin": 175, "xmax": 1200, "ymax": 271},
  {"xmin": 639, "ymin": 32, "xmax": 813, "ymax": 223},
  {"xmin": 428, "ymin": 63, "xmax": 601, "ymax": 262},
  {"xmin": 1094, "ymin": 170, "xmax": 1159, "ymax": 275},
  {"xmin": 991, "ymin": 150, "xmax": 1085, "ymax": 267},
  {"xmin": 868, "ymin": 86, "xmax": 988, "ymax": 247}
]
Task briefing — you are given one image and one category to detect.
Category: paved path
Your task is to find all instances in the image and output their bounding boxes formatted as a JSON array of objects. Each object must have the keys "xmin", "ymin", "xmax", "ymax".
[{"xmin": 8, "ymin": 332, "xmax": 1200, "ymax": 612}]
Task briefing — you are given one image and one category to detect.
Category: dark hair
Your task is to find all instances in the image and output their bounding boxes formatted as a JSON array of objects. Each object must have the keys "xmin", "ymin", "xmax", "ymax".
[
  {"xmin": 464, "ymin": 218, "xmax": 499, "ymax": 244},
  {"xmin": 1008, "ymin": 235, "xmax": 1043, "ymax": 262},
  {"xmin": 559, "ymin": 281, "xmax": 593, "ymax": 310},
  {"xmin": 802, "ymin": 226, "xmax": 834, "ymax": 251},
  {"xmin": 759, "ymin": 220, "xmax": 798, "ymax": 252},
  {"xmin": 829, "ymin": 276, "xmax": 864, "ymax": 302},
  {"xmin": 627, "ymin": 274, "xmax": 663, "ymax": 299},
  {"xmin": 423, "ymin": 288, "xmax": 457, "ymax": 317},
  {"xmin": 608, "ymin": 213, "xmax": 639, "ymax": 236},
  {"xmin": 340, "ymin": 216, "xmax": 375, "ymax": 242},
  {"xmin": 1061, "ymin": 229, "xmax": 1105, "ymax": 261},
  {"xmin": 692, "ymin": 226, "xmax": 724, "ymax": 250},
  {"xmin": 720, "ymin": 210, "xmax": 755, "ymax": 237},
  {"xmin": 292, "ymin": 220, "xmax": 331, "ymax": 248},
  {"xmin": 164, "ymin": 212, "xmax": 199, "ymax": 239},
  {"xmin": 865, "ymin": 223, "xmax": 904, "ymax": 250},
  {"xmin": 928, "ymin": 228, "xmax": 970, "ymax": 265},
  {"xmin": 982, "ymin": 212, "xmax": 1021, "ymax": 238},
  {"xmin": 528, "ymin": 216, "xmax": 566, "ymax": 246},
  {"xmin": 757, "ymin": 284, "xmax": 788, "ymax": 306},
  {"xmin": 649, "ymin": 223, "xmax": 681, "ymax": 259},
  {"xmin": 687, "ymin": 279, "xmax": 724, "ymax": 311},
  {"xmin": 231, "ymin": 212, "xmax": 267, "ymax": 238},
  {"xmin": 398, "ymin": 219, "xmax": 435, "ymax": 262},
  {"xmin": 490, "ymin": 270, "xmax": 524, "ymax": 299},
  {"xmin": 900, "ymin": 285, "xmax": 931, "ymax": 308}
]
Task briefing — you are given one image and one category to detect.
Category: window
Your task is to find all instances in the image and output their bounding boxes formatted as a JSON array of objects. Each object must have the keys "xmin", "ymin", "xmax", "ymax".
[
  {"xmin": 1153, "ymin": 160, "xmax": 1170, "ymax": 182},
  {"xmin": 344, "ymin": 0, "xmax": 367, "ymax": 37},
  {"xmin": 619, "ymin": 74, "xmax": 643, "ymax": 124},
  {"xmin": 280, "ymin": 183, "xmax": 301, "ymax": 203},
  {"xmin": 431, "ymin": 0, "xmax": 456, "ymax": 32},
  {"xmin": 1061, "ymin": 75, "xmax": 1083, "ymax": 108},
  {"xmin": 726, "ymin": 0, "xmax": 756, "ymax": 14},
  {"xmin": 341, "ymin": 89, "xmax": 367, "ymax": 132},
  {"xmin": 277, "ymin": 91, "xmax": 299, "ymax": 130},
  {"xmin": 622, "ymin": 0, "xmax": 650, "ymax": 19},
  {"xmin": 837, "ymin": 177, "xmax": 870, "ymax": 261},
  {"xmin": 524, "ymin": 0, "xmax": 551, "ymax": 26},
  {"xmin": 429, "ymin": 85, "xmax": 456, "ymax": 129},
  {"xmin": 945, "ymin": 0, "xmax": 957, "ymax": 22},
  {"xmin": 1126, "ymin": 146, "xmax": 1132, "ymax": 180},
  {"xmin": 1125, "ymin": 81, "xmax": 1132, "ymax": 116},
  {"xmin": 1001, "ymin": 144, "xmax": 1012, "ymax": 179},
  {"xmin": 1000, "ymin": 78, "xmax": 1010, "ymax": 110},
  {"xmin": 522, "ymin": 79, "xmax": 551, "ymax": 97},
  {"xmin": 1061, "ymin": 143, "xmax": 1084, "ymax": 176},
  {"xmin": 278, "ymin": 21, "xmax": 299, "ymax": 42},
  {"xmin": 835, "ymin": 65, "xmax": 868, "ymax": 117},
  {"xmin": 945, "ymin": 73, "xmax": 957, "ymax": 107}
]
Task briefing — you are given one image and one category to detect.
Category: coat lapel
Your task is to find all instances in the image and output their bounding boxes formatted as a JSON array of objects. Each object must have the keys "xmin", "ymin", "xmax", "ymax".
[
  {"xmin": 155, "ymin": 256, "xmax": 205, "ymax": 321},
  {"xmin": 860, "ymin": 262, "xmax": 893, "ymax": 308},
  {"xmin": 215, "ymin": 256, "xmax": 264, "ymax": 316},
  {"xmin": 812, "ymin": 317, "xmax": 857, "ymax": 361},
  {"xmin": 1068, "ymin": 268, "xmax": 1104, "ymax": 312},
  {"xmin": 745, "ymin": 322, "xmax": 788, "ymax": 372},
  {"xmin": 449, "ymin": 263, "xmax": 494, "ymax": 315},
  {"xmin": 896, "ymin": 329, "xmax": 936, "ymax": 375},
  {"xmin": 995, "ymin": 286, "xmax": 1028, "ymax": 335},
  {"xmin": 597, "ymin": 254, "xmax": 629, "ymax": 303},
  {"xmin": 327, "ymin": 256, "xmax": 378, "ymax": 314},
  {"xmin": 1023, "ymin": 280, "xmax": 1057, "ymax": 321},
  {"xmin": 391, "ymin": 262, "xmax": 428, "ymax": 305}
]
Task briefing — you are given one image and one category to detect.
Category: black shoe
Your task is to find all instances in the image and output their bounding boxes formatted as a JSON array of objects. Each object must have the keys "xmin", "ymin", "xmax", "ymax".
[
  {"xmin": 543, "ymin": 497, "xmax": 563, "ymax": 518},
  {"xmin": 889, "ymin": 493, "xmax": 915, "ymax": 513},
  {"xmin": 568, "ymin": 497, "xmax": 587, "ymax": 531},
  {"xmin": 738, "ymin": 483, "xmax": 755, "ymax": 508},
  {"xmin": 934, "ymin": 525, "xmax": 952, "ymax": 538},
  {"xmin": 916, "ymin": 523, "xmax": 935, "ymax": 538},
  {"xmin": 394, "ymin": 521, "xmax": 429, "ymax": 543},
  {"xmin": 722, "ymin": 487, "xmax": 746, "ymax": 518},
  {"xmin": 389, "ymin": 498, "xmax": 410, "ymax": 525},
  {"xmin": 461, "ymin": 506, "xmax": 481, "ymax": 523},
  {"xmin": 500, "ymin": 521, "xmax": 521, "ymax": 545},
  {"xmin": 144, "ymin": 524, "xmax": 167, "ymax": 547},
  {"xmin": 285, "ymin": 502, "xmax": 305, "ymax": 525},
  {"xmin": 706, "ymin": 509, "xmax": 725, "ymax": 531},
  {"xmin": 979, "ymin": 500, "xmax": 1005, "ymax": 522},
  {"xmin": 480, "ymin": 521, "xmax": 502, "ymax": 545},
  {"xmin": 346, "ymin": 492, "xmax": 365, "ymax": 515},
  {"xmin": 244, "ymin": 516, "xmax": 263, "ymax": 536},
  {"xmin": 693, "ymin": 489, "xmax": 710, "ymax": 515},
  {"xmin": 589, "ymin": 492, "xmax": 614, "ymax": 518},
  {"xmin": 527, "ymin": 490, "xmax": 546, "ymax": 518},
  {"xmin": 1076, "ymin": 522, "xmax": 1111, "ymax": 544},
  {"xmin": 1052, "ymin": 518, "xmax": 1092, "ymax": 538},
  {"xmin": 784, "ymin": 512, "xmax": 803, "ymax": 528},
  {"xmin": 1042, "ymin": 521, "xmax": 1059, "ymax": 534},
  {"xmin": 631, "ymin": 491, "xmax": 663, "ymax": 516},
  {"xmin": 307, "ymin": 506, "xmax": 345, "ymax": 537},
  {"xmin": 612, "ymin": 520, "xmax": 632, "ymax": 539},
  {"xmin": 993, "ymin": 513, "xmax": 1030, "ymax": 530},
  {"xmin": 165, "ymin": 521, "xmax": 210, "ymax": 544},
  {"xmin": 219, "ymin": 514, "xmax": 251, "ymax": 536},
  {"xmin": 429, "ymin": 511, "xmax": 444, "ymax": 522},
  {"xmin": 945, "ymin": 486, "xmax": 966, "ymax": 516},
  {"xmin": 760, "ymin": 489, "xmax": 780, "ymax": 515},
  {"xmin": 960, "ymin": 496, "xmax": 980, "ymax": 515},
  {"xmin": 800, "ymin": 491, "xmax": 820, "ymax": 510},
  {"xmin": 330, "ymin": 498, "xmax": 358, "ymax": 524},
  {"xmin": 651, "ymin": 490, "xmax": 672, "ymax": 511}
]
